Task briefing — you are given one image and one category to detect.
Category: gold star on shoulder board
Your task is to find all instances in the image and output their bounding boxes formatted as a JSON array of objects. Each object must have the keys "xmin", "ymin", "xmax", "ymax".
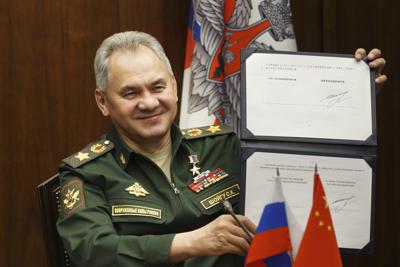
[
  {"xmin": 206, "ymin": 125, "xmax": 221, "ymax": 133},
  {"xmin": 125, "ymin": 182, "xmax": 150, "ymax": 197},
  {"xmin": 74, "ymin": 152, "xmax": 90, "ymax": 161}
]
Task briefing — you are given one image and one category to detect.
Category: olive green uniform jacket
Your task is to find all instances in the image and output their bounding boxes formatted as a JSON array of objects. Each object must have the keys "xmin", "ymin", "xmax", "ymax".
[{"xmin": 56, "ymin": 124, "xmax": 243, "ymax": 267}]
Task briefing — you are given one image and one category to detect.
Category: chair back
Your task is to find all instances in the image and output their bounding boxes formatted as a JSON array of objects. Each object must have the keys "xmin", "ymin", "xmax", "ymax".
[{"xmin": 37, "ymin": 174, "xmax": 71, "ymax": 267}]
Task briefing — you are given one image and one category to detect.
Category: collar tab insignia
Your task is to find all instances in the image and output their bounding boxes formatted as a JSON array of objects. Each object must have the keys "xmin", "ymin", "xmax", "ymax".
[
  {"xmin": 125, "ymin": 182, "xmax": 150, "ymax": 197},
  {"xmin": 120, "ymin": 153, "xmax": 126, "ymax": 165}
]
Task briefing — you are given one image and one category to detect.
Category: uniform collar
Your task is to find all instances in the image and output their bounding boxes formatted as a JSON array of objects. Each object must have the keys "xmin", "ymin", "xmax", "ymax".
[
  {"xmin": 107, "ymin": 127, "xmax": 132, "ymax": 170},
  {"xmin": 171, "ymin": 124, "xmax": 198, "ymax": 156},
  {"xmin": 106, "ymin": 124, "xmax": 195, "ymax": 170}
]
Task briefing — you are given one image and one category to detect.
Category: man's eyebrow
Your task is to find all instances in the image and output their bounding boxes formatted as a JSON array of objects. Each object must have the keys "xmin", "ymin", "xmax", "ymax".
[
  {"xmin": 151, "ymin": 78, "xmax": 167, "ymax": 86},
  {"xmin": 120, "ymin": 85, "xmax": 137, "ymax": 93},
  {"xmin": 119, "ymin": 78, "xmax": 168, "ymax": 93}
]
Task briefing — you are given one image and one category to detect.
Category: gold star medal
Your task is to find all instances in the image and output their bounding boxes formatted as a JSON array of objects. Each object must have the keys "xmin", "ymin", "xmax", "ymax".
[
  {"xmin": 190, "ymin": 165, "xmax": 201, "ymax": 176},
  {"xmin": 125, "ymin": 182, "xmax": 150, "ymax": 197},
  {"xmin": 188, "ymin": 154, "xmax": 201, "ymax": 176}
]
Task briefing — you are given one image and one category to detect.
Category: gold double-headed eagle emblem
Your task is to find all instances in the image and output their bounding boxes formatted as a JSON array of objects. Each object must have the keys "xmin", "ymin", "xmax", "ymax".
[{"xmin": 125, "ymin": 182, "xmax": 150, "ymax": 197}]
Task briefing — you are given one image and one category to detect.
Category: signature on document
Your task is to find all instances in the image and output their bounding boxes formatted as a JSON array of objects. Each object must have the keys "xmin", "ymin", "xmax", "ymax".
[
  {"xmin": 330, "ymin": 195, "xmax": 356, "ymax": 213},
  {"xmin": 320, "ymin": 90, "xmax": 351, "ymax": 107}
]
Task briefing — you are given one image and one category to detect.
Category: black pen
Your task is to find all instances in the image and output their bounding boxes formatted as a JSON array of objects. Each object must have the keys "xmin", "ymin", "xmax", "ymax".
[{"xmin": 221, "ymin": 198, "xmax": 253, "ymax": 243}]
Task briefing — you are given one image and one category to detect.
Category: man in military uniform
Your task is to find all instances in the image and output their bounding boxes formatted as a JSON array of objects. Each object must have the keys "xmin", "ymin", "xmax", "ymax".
[
  {"xmin": 57, "ymin": 31, "xmax": 256, "ymax": 267},
  {"xmin": 57, "ymin": 31, "xmax": 386, "ymax": 267}
]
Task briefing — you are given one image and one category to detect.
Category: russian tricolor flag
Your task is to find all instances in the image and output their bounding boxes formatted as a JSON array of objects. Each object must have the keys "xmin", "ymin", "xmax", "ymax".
[{"xmin": 246, "ymin": 177, "xmax": 293, "ymax": 267}]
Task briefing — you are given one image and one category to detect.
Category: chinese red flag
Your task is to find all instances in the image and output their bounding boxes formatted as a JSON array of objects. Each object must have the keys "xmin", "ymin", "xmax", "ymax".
[{"xmin": 293, "ymin": 171, "xmax": 343, "ymax": 267}]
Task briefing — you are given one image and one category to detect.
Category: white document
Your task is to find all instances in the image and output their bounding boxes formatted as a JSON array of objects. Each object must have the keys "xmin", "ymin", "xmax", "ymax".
[
  {"xmin": 244, "ymin": 152, "xmax": 372, "ymax": 253},
  {"xmin": 245, "ymin": 53, "xmax": 373, "ymax": 141}
]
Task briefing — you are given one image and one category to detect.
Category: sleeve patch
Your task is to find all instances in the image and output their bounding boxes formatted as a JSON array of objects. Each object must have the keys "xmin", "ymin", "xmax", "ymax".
[{"xmin": 60, "ymin": 178, "xmax": 86, "ymax": 217}]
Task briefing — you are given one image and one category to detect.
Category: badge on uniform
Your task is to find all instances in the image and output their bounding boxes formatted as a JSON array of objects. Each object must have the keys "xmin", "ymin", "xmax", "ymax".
[
  {"xmin": 60, "ymin": 178, "xmax": 86, "ymax": 217},
  {"xmin": 125, "ymin": 182, "xmax": 150, "ymax": 197},
  {"xmin": 74, "ymin": 152, "xmax": 89, "ymax": 161},
  {"xmin": 187, "ymin": 128, "xmax": 202, "ymax": 137},
  {"xmin": 188, "ymin": 154, "xmax": 201, "ymax": 176},
  {"xmin": 91, "ymin": 143, "xmax": 107, "ymax": 153},
  {"xmin": 188, "ymin": 167, "xmax": 229, "ymax": 193},
  {"xmin": 206, "ymin": 125, "xmax": 221, "ymax": 133}
]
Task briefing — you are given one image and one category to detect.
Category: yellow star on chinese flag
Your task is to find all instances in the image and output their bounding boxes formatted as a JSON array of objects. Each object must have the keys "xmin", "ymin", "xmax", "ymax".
[
  {"xmin": 323, "ymin": 196, "xmax": 329, "ymax": 209},
  {"xmin": 75, "ymin": 152, "xmax": 90, "ymax": 161},
  {"xmin": 206, "ymin": 125, "xmax": 221, "ymax": 133}
]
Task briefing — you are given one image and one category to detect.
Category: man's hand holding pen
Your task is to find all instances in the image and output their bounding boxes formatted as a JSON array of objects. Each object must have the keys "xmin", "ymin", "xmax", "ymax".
[
  {"xmin": 221, "ymin": 198, "xmax": 254, "ymax": 243},
  {"xmin": 189, "ymin": 214, "xmax": 256, "ymax": 256},
  {"xmin": 169, "ymin": 208, "xmax": 256, "ymax": 262}
]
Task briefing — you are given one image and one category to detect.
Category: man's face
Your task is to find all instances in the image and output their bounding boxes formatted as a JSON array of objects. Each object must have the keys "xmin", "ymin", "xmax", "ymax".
[{"xmin": 95, "ymin": 46, "xmax": 178, "ymax": 146}]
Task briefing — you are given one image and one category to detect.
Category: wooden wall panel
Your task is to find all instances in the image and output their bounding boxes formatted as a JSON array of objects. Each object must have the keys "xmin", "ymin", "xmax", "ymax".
[
  {"xmin": 291, "ymin": 0, "xmax": 323, "ymax": 52},
  {"xmin": 0, "ymin": 1, "xmax": 188, "ymax": 266},
  {"xmin": 117, "ymin": 0, "xmax": 189, "ymax": 120},
  {"xmin": 293, "ymin": 0, "xmax": 400, "ymax": 266},
  {"xmin": 327, "ymin": 1, "xmax": 400, "ymax": 266},
  {"xmin": 0, "ymin": 1, "xmax": 11, "ymax": 266}
]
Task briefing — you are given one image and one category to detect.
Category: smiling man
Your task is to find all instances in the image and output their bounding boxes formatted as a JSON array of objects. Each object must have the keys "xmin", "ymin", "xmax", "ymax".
[
  {"xmin": 56, "ymin": 31, "xmax": 386, "ymax": 267},
  {"xmin": 57, "ymin": 31, "xmax": 256, "ymax": 267}
]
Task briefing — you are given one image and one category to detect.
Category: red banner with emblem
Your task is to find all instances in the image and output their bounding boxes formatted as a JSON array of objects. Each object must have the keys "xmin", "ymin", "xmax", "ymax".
[{"xmin": 180, "ymin": 0, "xmax": 297, "ymax": 131}]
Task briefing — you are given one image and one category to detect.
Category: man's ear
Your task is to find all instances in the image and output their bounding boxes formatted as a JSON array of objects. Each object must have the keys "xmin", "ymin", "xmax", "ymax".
[{"xmin": 95, "ymin": 89, "xmax": 110, "ymax": 117}]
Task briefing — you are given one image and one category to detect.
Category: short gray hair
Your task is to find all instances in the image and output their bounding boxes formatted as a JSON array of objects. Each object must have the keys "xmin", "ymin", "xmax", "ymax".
[{"xmin": 94, "ymin": 31, "xmax": 173, "ymax": 92}]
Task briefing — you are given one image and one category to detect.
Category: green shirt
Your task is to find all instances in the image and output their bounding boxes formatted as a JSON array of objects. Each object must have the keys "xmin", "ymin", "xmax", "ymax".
[{"xmin": 57, "ymin": 124, "xmax": 243, "ymax": 267}]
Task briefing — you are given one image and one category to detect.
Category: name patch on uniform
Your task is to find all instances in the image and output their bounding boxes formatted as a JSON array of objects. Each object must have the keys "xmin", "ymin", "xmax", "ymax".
[
  {"xmin": 200, "ymin": 184, "xmax": 240, "ymax": 210},
  {"xmin": 112, "ymin": 205, "xmax": 161, "ymax": 219}
]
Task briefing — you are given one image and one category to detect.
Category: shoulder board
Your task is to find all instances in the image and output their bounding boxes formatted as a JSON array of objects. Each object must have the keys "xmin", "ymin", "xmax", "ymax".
[
  {"xmin": 62, "ymin": 136, "xmax": 114, "ymax": 168},
  {"xmin": 182, "ymin": 123, "xmax": 234, "ymax": 139}
]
